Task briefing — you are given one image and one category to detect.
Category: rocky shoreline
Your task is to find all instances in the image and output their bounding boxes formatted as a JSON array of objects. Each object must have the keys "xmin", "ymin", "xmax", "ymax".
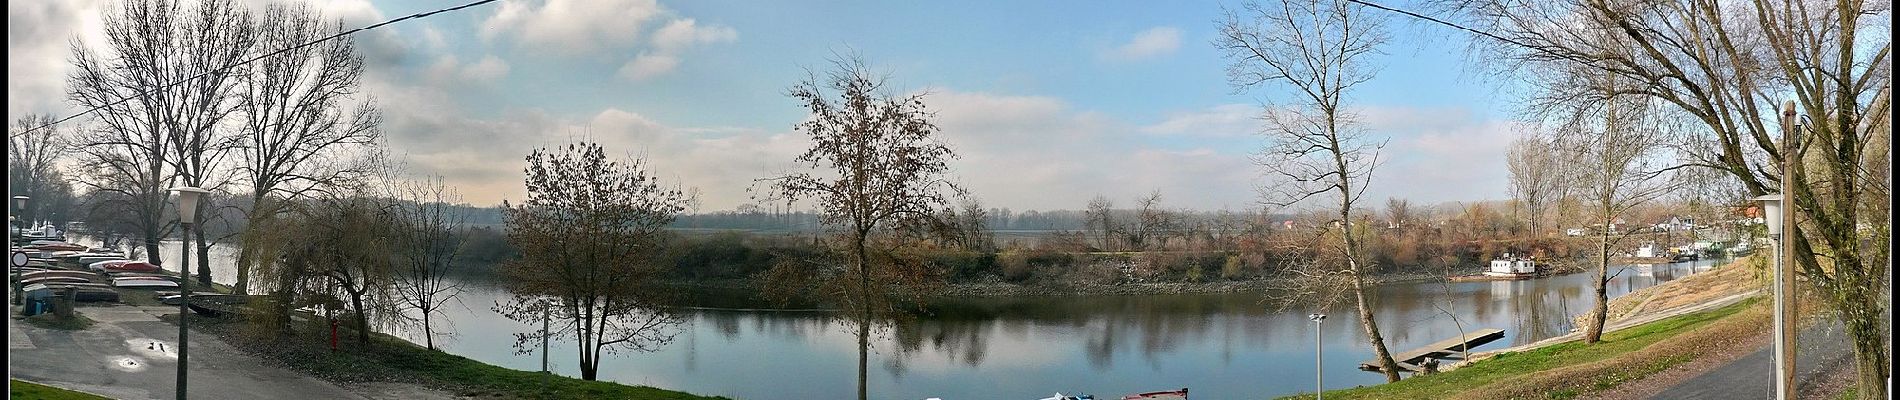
[{"xmin": 936, "ymin": 272, "xmax": 1448, "ymax": 297}]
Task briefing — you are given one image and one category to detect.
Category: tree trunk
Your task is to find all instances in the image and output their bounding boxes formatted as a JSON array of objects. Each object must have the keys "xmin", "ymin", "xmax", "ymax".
[
  {"xmin": 145, "ymin": 235, "xmax": 164, "ymax": 267},
  {"xmin": 234, "ymin": 195, "xmax": 267, "ymax": 296},
  {"xmin": 1585, "ymin": 227, "xmax": 1611, "ymax": 343},
  {"xmin": 1353, "ymin": 273, "xmax": 1402, "ymax": 382},
  {"xmin": 349, "ymin": 290, "xmax": 369, "ymax": 346},
  {"xmin": 423, "ymin": 311, "xmax": 435, "ymax": 350},
  {"xmin": 194, "ymin": 222, "xmax": 213, "ymax": 287}
]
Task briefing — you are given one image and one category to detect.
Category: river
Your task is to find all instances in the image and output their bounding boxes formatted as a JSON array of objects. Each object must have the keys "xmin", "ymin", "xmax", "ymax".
[
  {"xmin": 73, "ymin": 237, "xmax": 1732, "ymax": 399},
  {"xmin": 387, "ymin": 259, "xmax": 1734, "ymax": 400}
]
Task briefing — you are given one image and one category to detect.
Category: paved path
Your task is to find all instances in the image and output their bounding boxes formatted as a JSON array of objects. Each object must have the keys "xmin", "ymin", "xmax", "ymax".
[
  {"xmin": 1647, "ymin": 320, "xmax": 1854, "ymax": 399},
  {"xmin": 7, "ymin": 305, "xmax": 372, "ymax": 400}
]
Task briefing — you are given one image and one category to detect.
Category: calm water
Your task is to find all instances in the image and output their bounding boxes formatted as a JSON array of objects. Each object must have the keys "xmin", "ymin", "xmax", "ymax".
[
  {"xmin": 72, "ymin": 236, "xmax": 1730, "ymax": 399},
  {"xmin": 394, "ymin": 258, "xmax": 1731, "ymax": 400}
]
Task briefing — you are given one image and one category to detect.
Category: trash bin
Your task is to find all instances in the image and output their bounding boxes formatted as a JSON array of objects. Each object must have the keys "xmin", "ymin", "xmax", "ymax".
[{"xmin": 23, "ymin": 298, "xmax": 47, "ymax": 316}]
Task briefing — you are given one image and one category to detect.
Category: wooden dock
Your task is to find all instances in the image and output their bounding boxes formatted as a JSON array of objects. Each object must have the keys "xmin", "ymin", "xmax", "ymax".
[{"xmin": 1359, "ymin": 328, "xmax": 1506, "ymax": 372}]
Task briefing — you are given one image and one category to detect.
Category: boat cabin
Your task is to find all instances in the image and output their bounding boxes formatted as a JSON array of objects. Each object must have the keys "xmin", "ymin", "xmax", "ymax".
[{"xmin": 1487, "ymin": 254, "xmax": 1536, "ymax": 275}]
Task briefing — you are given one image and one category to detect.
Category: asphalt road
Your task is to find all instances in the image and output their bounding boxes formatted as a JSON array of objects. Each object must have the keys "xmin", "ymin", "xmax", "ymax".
[
  {"xmin": 8, "ymin": 305, "xmax": 371, "ymax": 400},
  {"xmin": 1649, "ymin": 320, "xmax": 1854, "ymax": 399}
]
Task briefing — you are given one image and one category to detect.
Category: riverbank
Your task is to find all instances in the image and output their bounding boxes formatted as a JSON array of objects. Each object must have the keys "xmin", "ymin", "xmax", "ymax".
[
  {"xmin": 180, "ymin": 313, "xmax": 733, "ymax": 400},
  {"xmin": 666, "ymin": 271, "xmax": 1449, "ymax": 299},
  {"xmin": 1290, "ymin": 257, "xmax": 1766, "ymax": 399},
  {"xmin": 1288, "ymin": 296, "xmax": 1764, "ymax": 400}
]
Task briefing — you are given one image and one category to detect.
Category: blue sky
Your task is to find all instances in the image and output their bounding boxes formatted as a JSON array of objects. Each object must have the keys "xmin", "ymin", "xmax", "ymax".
[{"xmin": 9, "ymin": 0, "xmax": 1529, "ymax": 211}]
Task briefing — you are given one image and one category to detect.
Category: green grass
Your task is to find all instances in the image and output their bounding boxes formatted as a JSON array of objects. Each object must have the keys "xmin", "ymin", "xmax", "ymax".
[
  {"xmin": 1288, "ymin": 298, "xmax": 1759, "ymax": 400},
  {"xmin": 8, "ymin": 379, "xmax": 112, "ymax": 400},
  {"xmin": 186, "ymin": 315, "xmax": 728, "ymax": 400},
  {"xmin": 20, "ymin": 312, "xmax": 94, "ymax": 331}
]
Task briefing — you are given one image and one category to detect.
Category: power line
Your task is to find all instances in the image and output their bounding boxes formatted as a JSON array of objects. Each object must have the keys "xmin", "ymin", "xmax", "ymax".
[
  {"xmin": 1342, "ymin": 0, "xmax": 1609, "ymax": 70},
  {"xmin": 13, "ymin": 0, "xmax": 502, "ymax": 138}
]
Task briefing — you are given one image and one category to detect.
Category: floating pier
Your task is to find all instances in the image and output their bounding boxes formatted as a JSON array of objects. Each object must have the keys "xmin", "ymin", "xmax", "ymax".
[{"xmin": 1359, "ymin": 328, "xmax": 1506, "ymax": 372}]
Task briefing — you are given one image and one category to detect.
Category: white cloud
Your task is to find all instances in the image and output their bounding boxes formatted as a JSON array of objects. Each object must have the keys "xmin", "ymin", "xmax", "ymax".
[
  {"xmin": 462, "ymin": 55, "xmax": 512, "ymax": 82},
  {"xmin": 8, "ymin": 0, "xmax": 108, "ymax": 117},
  {"xmin": 480, "ymin": 0, "xmax": 735, "ymax": 81},
  {"xmin": 1141, "ymin": 103, "xmax": 1259, "ymax": 137},
  {"xmin": 927, "ymin": 90, "xmax": 1257, "ymax": 210},
  {"xmin": 618, "ymin": 53, "xmax": 681, "ymax": 81},
  {"xmin": 480, "ymin": 0, "xmax": 665, "ymax": 55},
  {"xmin": 1102, "ymin": 26, "xmax": 1182, "ymax": 62},
  {"xmin": 424, "ymin": 54, "xmax": 512, "ymax": 86},
  {"xmin": 651, "ymin": 18, "xmax": 737, "ymax": 52}
]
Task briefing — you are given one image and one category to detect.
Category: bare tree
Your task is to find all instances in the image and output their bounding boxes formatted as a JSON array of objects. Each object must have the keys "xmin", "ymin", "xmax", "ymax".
[
  {"xmin": 761, "ymin": 54, "xmax": 958, "ymax": 400},
  {"xmin": 1132, "ymin": 190, "xmax": 1182, "ymax": 251},
  {"xmin": 390, "ymin": 176, "xmax": 467, "ymax": 351},
  {"xmin": 1085, "ymin": 195, "xmax": 1118, "ymax": 251},
  {"xmin": 1550, "ymin": 66, "xmax": 1675, "ymax": 344},
  {"xmin": 232, "ymin": 3, "xmax": 382, "ymax": 295},
  {"xmin": 1218, "ymin": 0, "xmax": 1404, "ymax": 382},
  {"xmin": 1383, "ymin": 197, "xmax": 1413, "ymax": 230},
  {"xmin": 8, "ymin": 114, "xmax": 76, "ymax": 225},
  {"xmin": 1439, "ymin": 0, "xmax": 1891, "ymax": 390},
  {"xmin": 69, "ymin": 0, "xmax": 256, "ymax": 280},
  {"xmin": 1507, "ymin": 132, "xmax": 1565, "ymax": 233},
  {"xmin": 495, "ymin": 142, "xmax": 691, "ymax": 381}
]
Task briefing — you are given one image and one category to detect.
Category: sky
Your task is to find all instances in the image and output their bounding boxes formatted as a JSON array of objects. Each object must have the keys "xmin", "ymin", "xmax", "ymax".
[{"xmin": 8, "ymin": 0, "xmax": 1532, "ymax": 212}]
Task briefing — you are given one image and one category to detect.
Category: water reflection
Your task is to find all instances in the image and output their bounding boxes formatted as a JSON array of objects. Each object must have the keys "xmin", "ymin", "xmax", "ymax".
[{"xmin": 393, "ymin": 257, "xmax": 1731, "ymax": 400}]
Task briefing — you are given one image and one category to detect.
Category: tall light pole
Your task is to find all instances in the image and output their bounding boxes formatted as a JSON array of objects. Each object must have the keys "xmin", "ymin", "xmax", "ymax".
[
  {"xmin": 1775, "ymin": 100, "xmax": 1799, "ymax": 400},
  {"xmin": 1754, "ymin": 194, "xmax": 1787, "ymax": 400},
  {"xmin": 13, "ymin": 195, "xmax": 30, "ymax": 233},
  {"xmin": 170, "ymin": 186, "xmax": 208, "ymax": 400},
  {"xmin": 1310, "ymin": 313, "xmax": 1326, "ymax": 400}
]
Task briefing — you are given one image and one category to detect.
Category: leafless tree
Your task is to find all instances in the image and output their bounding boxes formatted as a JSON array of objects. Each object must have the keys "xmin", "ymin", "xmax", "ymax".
[
  {"xmin": 8, "ymin": 114, "xmax": 75, "ymax": 224},
  {"xmin": 1548, "ymin": 64, "xmax": 1676, "ymax": 344},
  {"xmin": 495, "ymin": 142, "xmax": 691, "ymax": 381},
  {"xmin": 232, "ymin": 3, "xmax": 382, "ymax": 295},
  {"xmin": 69, "ymin": 0, "xmax": 255, "ymax": 280},
  {"xmin": 1131, "ymin": 190, "xmax": 1182, "ymax": 251},
  {"xmin": 1085, "ymin": 195, "xmax": 1119, "ymax": 251},
  {"xmin": 389, "ymin": 176, "xmax": 468, "ymax": 351},
  {"xmin": 1217, "ymin": 0, "xmax": 1405, "ymax": 382},
  {"xmin": 1507, "ymin": 131, "xmax": 1566, "ymax": 233},
  {"xmin": 1439, "ymin": 0, "xmax": 1891, "ymax": 390},
  {"xmin": 760, "ymin": 54, "xmax": 958, "ymax": 400},
  {"xmin": 1384, "ymin": 197, "xmax": 1414, "ymax": 230}
]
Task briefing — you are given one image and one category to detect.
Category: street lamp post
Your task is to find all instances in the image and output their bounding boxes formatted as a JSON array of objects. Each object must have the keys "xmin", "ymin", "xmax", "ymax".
[
  {"xmin": 170, "ymin": 186, "xmax": 208, "ymax": 400},
  {"xmin": 1310, "ymin": 313, "xmax": 1326, "ymax": 400},
  {"xmin": 13, "ymin": 195, "xmax": 30, "ymax": 234},
  {"xmin": 1756, "ymin": 193, "xmax": 1790, "ymax": 400}
]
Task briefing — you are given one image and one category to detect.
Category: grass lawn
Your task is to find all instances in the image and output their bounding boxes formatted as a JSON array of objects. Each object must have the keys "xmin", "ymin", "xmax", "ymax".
[
  {"xmin": 182, "ymin": 314, "xmax": 730, "ymax": 400},
  {"xmin": 1291, "ymin": 297, "xmax": 1761, "ymax": 400},
  {"xmin": 8, "ymin": 379, "xmax": 111, "ymax": 400},
  {"xmin": 19, "ymin": 312, "xmax": 94, "ymax": 330}
]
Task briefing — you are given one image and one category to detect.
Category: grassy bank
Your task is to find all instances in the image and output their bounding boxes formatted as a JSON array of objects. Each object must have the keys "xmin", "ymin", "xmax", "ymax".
[
  {"xmin": 8, "ymin": 379, "xmax": 112, "ymax": 400},
  {"xmin": 1289, "ymin": 297, "xmax": 1763, "ymax": 400},
  {"xmin": 181, "ymin": 315, "xmax": 730, "ymax": 400}
]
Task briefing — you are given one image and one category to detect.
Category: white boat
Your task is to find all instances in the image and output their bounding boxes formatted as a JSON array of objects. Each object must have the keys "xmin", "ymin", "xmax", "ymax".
[
  {"xmin": 17, "ymin": 270, "xmax": 98, "ymax": 281},
  {"xmin": 77, "ymin": 254, "xmax": 127, "ymax": 264},
  {"xmin": 112, "ymin": 277, "xmax": 180, "ymax": 289}
]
